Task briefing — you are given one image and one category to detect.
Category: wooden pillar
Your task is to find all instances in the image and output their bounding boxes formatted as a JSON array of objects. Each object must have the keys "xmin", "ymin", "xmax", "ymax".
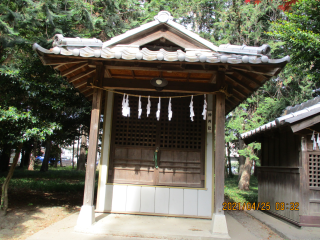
[
  {"xmin": 83, "ymin": 87, "xmax": 103, "ymax": 206},
  {"xmin": 214, "ymin": 92, "xmax": 225, "ymax": 214},
  {"xmin": 211, "ymin": 92, "xmax": 229, "ymax": 238},
  {"xmin": 76, "ymin": 64, "xmax": 103, "ymax": 229}
]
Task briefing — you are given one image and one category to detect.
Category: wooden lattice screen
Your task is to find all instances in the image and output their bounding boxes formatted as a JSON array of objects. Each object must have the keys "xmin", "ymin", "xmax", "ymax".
[
  {"xmin": 308, "ymin": 153, "xmax": 320, "ymax": 187},
  {"xmin": 108, "ymin": 91, "xmax": 205, "ymax": 187}
]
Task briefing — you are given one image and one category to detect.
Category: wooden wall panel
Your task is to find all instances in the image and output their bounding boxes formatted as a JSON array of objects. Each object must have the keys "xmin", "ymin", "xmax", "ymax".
[
  {"xmin": 169, "ymin": 188, "xmax": 184, "ymax": 215},
  {"xmin": 258, "ymin": 169, "xmax": 300, "ymax": 222},
  {"xmin": 155, "ymin": 188, "xmax": 170, "ymax": 214},
  {"xmin": 184, "ymin": 189, "xmax": 198, "ymax": 216},
  {"xmin": 263, "ymin": 136, "xmax": 268, "ymax": 166},
  {"xmin": 158, "ymin": 150, "xmax": 202, "ymax": 187},
  {"xmin": 274, "ymin": 132, "xmax": 280, "ymax": 166},
  {"xmin": 290, "ymin": 134, "xmax": 300, "ymax": 167},
  {"xmin": 279, "ymin": 131, "xmax": 287, "ymax": 167},
  {"xmin": 309, "ymin": 203, "xmax": 320, "ymax": 214},
  {"xmin": 262, "ymin": 132, "xmax": 300, "ymax": 167},
  {"xmin": 269, "ymin": 136, "xmax": 275, "ymax": 166}
]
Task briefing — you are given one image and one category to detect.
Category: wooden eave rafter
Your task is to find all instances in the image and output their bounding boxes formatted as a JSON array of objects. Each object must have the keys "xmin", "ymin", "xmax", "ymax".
[
  {"xmin": 39, "ymin": 54, "xmax": 281, "ymax": 114},
  {"xmin": 102, "ymin": 78, "xmax": 220, "ymax": 94},
  {"xmin": 234, "ymin": 70, "xmax": 263, "ymax": 87},
  {"xmin": 42, "ymin": 56, "xmax": 87, "ymax": 66},
  {"xmin": 73, "ymin": 80, "xmax": 88, "ymax": 89},
  {"xmin": 61, "ymin": 62, "xmax": 88, "ymax": 77},
  {"xmin": 68, "ymin": 69, "xmax": 96, "ymax": 83},
  {"xmin": 79, "ymin": 86, "xmax": 92, "ymax": 93},
  {"xmin": 226, "ymin": 74, "xmax": 255, "ymax": 93},
  {"xmin": 231, "ymin": 66, "xmax": 280, "ymax": 77}
]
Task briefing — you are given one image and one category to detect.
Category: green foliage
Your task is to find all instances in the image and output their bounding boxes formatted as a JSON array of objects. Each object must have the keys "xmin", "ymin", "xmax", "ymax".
[
  {"xmin": 225, "ymin": 0, "xmax": 320, "ymax": 166},
  {"xmin": 0, "ymin": 106, "xmax": 59, "ymax": 144},
  {"xmin": 267, "ymin": 0, "xmax": 320, "ymax": 104},
  {"xmin": 0, "ymin": 166, "xmax": 98, "ymax": 193},
  {"xmin": 225, "ymin": 176, "xmax": 258, "ymax": 204},
  {"xmin": 0, "ymin": 0, "xmax": 145, "ymax": 148}
]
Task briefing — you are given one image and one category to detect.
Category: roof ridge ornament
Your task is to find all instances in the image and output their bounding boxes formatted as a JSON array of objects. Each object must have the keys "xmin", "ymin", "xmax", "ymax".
[
  {"xmin": 154, "ymin": 11, "xmax": 173, "ymax": 23},
  {"xmin": 52, "ymin": 34, "xmax": 102, "ymax": 47}
]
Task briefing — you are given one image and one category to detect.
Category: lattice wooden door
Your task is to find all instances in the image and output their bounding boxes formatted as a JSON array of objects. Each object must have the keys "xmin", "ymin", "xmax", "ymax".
[
  {"xmin": 108, "ymin": 92, "xmax": 205, "ymax": 188},
  {"xmin": 308, "ymin": 153, "xmax": 320, "ymax": 188}
]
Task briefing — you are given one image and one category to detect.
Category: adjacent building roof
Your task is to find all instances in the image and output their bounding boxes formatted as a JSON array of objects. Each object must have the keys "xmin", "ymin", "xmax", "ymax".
[{"xmin": 241, "ymin": 97, "xmax": 320, "ymax": 140}]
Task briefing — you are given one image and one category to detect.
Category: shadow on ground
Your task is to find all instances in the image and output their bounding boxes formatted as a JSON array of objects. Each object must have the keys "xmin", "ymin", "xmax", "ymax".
[{"xmin": 0, "ymin": 190, "xmax": 84, "ymax": 239}]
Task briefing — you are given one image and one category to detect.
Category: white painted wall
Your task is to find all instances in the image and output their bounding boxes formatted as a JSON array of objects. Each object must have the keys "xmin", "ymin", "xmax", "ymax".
[{"xmin": 96, "ymin": 94, "xmax": 214, "ymax": 218}]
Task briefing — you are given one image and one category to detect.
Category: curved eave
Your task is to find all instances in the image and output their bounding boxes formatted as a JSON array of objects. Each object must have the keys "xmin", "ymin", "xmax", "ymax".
[
  {"xmin": 33, "ymin": 43, "xmax": 290, "ymax": 65},
  {"xmin": 33, "ymin": 44, "xmax": 289, "ymax": 115}
]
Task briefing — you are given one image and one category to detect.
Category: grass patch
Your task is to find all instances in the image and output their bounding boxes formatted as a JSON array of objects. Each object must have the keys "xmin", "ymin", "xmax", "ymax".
[
  {"xmin": 224, "ymin": 176, "xmax": 258, "ymax": 204},
  {"xmin": 0, "ymin": 166, "xmax": 98, "ymax": 193}
]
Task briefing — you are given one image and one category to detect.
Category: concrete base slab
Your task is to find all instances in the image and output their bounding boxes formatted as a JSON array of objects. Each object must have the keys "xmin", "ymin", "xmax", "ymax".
[
  {"xmin": 246, "ymin": 210, "xmax": 320, "ymax": 240},
  {"xmin": 26, "ymin": 212, "xmax": 258, "ymax": 240},
  {"xmin": 211, "ymin": 214, "xmax": 230, "ymax": 239},
  {"xmin": 75, "ymin": 205, "xmax": 95, "ymax": 230}
]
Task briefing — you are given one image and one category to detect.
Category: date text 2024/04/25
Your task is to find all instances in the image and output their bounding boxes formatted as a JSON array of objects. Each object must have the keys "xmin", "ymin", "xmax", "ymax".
[{"xmin": 222, "ymin": 202, "xmax": 300, "ymax": 211}]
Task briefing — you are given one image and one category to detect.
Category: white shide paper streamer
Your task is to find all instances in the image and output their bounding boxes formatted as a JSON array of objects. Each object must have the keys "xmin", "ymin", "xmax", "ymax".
[
  {"xmin": 202, "ymin": 94, "xmax": 207, "ymax": 120},
  {"xmin": 122, "ymin": 94, "xmax": 130, "ymax": 117},
  {"xmin": 138, "ymin": 95, "xmax": 142, "ymax": 119},
  {"xmin": 312, "ymin": 131, "xmax": 316, "ymax": 150},
  {"xmin": 146, "ymin": 96, "xmax": 151, "ymax": 117},
  {"xmin": 156, "ymin": 97, "xmax": 161, "ymax": 121},
  {"xmin": 168, "ymin": 97, "xmax": 172, "ymax": 121},
  {"xmin": 190, "ymin": 95, "xmax": 195, "ymax": 121}
]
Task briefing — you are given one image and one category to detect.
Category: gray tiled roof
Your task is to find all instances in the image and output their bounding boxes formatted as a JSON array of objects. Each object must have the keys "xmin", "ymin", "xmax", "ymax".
[
  {"xmin": 33, "ymin": 11, "xmax": 290, "ymax": 65},
  {"xmin": 241, "ymin": 97, "xmax": 320, "ymax": 139}
]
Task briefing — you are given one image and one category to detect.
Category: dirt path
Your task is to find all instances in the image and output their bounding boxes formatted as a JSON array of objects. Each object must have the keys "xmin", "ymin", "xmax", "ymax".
[
  {"xmin": 0, "ymin": 191, "xmax": 284, "ymax": 240},
  {"xmin": 0, "ymin": 190, "xmax": 82, "ymax": 240},
  {"xmin": 227, "ymin": 210, "xmax": 283, "ymax": 240}
]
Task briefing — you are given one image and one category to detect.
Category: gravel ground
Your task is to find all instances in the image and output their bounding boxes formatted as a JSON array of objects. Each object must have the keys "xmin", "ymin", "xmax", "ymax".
[{"xmin": 226, "ymin": 210, "xmax": 284, "ymax": 240}]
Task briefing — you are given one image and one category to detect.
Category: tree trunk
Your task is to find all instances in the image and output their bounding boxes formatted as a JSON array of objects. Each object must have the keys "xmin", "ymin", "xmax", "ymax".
[
  {"xmin": 28, "ymin": 141, "xmax": 37, "ymax": 171},
  {"xmin": 253, "ymin": 160, "xmax": 257, "ymax": 177},
  {"xmin": 76, "ymin": 129, "xmax": 80, "ymax": 170},
  {"xmin": 227, "ymin": 142, "xmax": 233, "ymax": 177},
  {"xmin": 238, "ymin": 146, "xmax": 253, "ymax": 191},
  {"xmin": 238, "ymin": 136, "xmax": 245, "ymax": 181},
  {"xmin": 77, "ymin": 133, "xmax": 86, "ymax": 171},
  {"xmin": 254, "ymin": 149, "xmax": 261, "ymax": 177},
  {"xmin": 40, "ymin": 140, "xmax": 51, "ymax": 172},
  {"xmin": 59, "ymin": 150, "xmax": 63, "ymax": 167},
  {"xmin": 72, "ymin": 140, "xmax": 75, "ymax": 169},
  {"xmin": 54, "ymin": 152, "xmax": 58, "ymax": 168},
  {"xmin": 0, "ymin": 143, "xmax": 23, "ymax": 216},
  {"xmin": 21, "ymin": 147, "xmax": 31, "ymax": 168},
  {"xmin": 0, "ymin": 145, "xmax": 11, "ymax": 172},
  {"xmin": 20, "ymin": 149, "xmax": 25, "ymax": 168}
]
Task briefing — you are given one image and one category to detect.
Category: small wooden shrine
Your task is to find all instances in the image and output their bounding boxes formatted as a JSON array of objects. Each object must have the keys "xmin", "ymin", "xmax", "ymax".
[
  {"xmin": 242, "ymin": 98, "xmax": 320, "ymax": 227},
  {"xmin": 33, "ymin": 11, "xmax": 289, "ymax": 236}
]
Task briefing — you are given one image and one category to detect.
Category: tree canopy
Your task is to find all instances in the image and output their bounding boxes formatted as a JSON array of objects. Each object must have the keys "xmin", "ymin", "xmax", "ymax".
[{"xmin": 0, "ymin": 0, "xmax": 319, "ymax": 188}]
